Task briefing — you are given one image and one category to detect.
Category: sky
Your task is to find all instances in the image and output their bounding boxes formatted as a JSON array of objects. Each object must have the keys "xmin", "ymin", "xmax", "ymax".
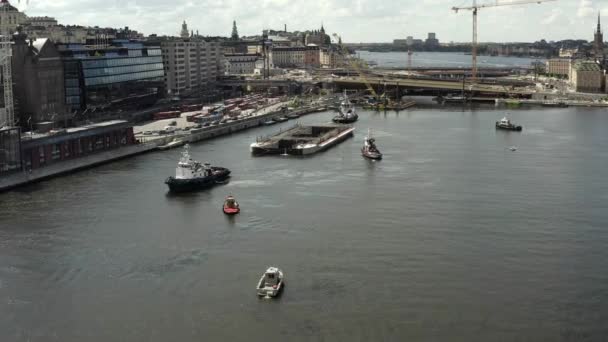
[{"xmin": 17, "ymin": 0, "xmax": 608, "ymax": 43}]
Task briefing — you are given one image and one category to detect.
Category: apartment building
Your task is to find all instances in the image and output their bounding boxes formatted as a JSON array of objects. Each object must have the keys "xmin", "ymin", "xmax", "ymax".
[{"xmin": 161, "ymin": 38, "xmax": 224, "ymax": 97}]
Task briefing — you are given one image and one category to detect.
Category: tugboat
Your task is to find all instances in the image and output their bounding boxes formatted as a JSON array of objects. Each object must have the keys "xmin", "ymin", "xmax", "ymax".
[
  {"xmin": 333, "ymin": 91, "xmax": 359, "ymax": 124},
  {"xmin": 361, "ymin": 129, "xmax": 383, "ymax": 160},
  {"xmin": 495, "ymin": 116, "xmax": 522, "ymax": 131},
  {"xmin": 222, "ymin": 195, "xmax": 240, "ymax": 215},
  {"xmin": 165, "ymin": 145, "xmax": 231, "ymax": 193},
  {"xmin": 256, "ymin": 267, "xmax": 284, "ymax": 298}
]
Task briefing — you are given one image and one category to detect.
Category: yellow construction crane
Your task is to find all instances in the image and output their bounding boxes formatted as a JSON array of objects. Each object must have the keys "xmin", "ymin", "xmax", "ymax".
[
  {"xmin": 452, "ymin": 0, "xmax": 556, "ymax": 81},
  {"xmin": 332, "ymin": 33, "xmax": 381, "ymax": 100}
]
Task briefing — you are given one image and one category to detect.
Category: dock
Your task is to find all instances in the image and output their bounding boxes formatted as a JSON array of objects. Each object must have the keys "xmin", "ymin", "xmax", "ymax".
[{"xmin": 0, "ymin": 103, "xmax": 328, "ymax": 192}]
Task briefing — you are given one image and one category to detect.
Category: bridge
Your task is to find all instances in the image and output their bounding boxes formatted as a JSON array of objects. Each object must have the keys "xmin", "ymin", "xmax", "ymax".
[{"xmin": 332, "ymin": 77, "xmax": 535, "ymax": 98}]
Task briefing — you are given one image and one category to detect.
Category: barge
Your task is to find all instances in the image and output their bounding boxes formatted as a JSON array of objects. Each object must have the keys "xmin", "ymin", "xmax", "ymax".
[{"xmin": 250, "ymin": 124, "xmax": 355, "ymax": 156}]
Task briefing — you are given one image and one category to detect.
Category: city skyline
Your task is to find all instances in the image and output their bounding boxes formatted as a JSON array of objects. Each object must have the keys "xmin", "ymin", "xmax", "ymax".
[{"xmin": 20, "ymin": 0, "xmax": 608, "ymax": 43}]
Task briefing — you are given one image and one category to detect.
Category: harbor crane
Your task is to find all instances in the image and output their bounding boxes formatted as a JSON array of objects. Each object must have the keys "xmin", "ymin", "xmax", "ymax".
[{"xmin": 452, "ymin": 0, "xmax": 556, "ymax": 81}]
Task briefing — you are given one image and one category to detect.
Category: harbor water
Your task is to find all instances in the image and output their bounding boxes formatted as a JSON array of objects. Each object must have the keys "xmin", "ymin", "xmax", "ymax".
[{"xmin": 1, "ymin": 105, "xmax": 608, "ymax": 341}]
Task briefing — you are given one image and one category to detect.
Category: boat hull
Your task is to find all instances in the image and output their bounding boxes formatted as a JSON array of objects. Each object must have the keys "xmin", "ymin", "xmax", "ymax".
[
  {"xmin": 332, "ymin": 115, "xmax": 358, "ymax": 124},
  {"xmin": 496, "ymin": 123, "xmax": 522, "ymax": 131},
  {"xmin": 362, "ymin": 150, "xmax": 383, "ymax": 160},
  {"xmin": 223, "ymin": 206, "xmax": 240, "ymax": 215},
  {"xmin": 165, "ymin": 168, "xmax": 231, "ymax": 193}
]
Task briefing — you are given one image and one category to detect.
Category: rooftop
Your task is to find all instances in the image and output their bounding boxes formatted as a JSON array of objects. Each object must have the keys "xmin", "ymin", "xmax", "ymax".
[{"xmin": 574, "ymin": 61, "xmax": 601, "ymax": 71}]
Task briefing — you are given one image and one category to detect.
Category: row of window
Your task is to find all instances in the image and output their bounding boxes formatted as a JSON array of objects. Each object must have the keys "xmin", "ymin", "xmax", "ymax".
[
  {"xmin": 84, "ymin": 70, "xmax": 165, "ymax": 86},
  {"xmin": 82, "ymin": 56, "xmax": 162, "ymax": 69},
  {"xmin": 83, "ymin": 63, "xmax": 164, "ymax": 77}
]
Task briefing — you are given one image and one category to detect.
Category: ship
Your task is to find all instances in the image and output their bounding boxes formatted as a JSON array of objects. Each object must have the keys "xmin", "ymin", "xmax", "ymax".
[
  {"xmin": 333, "ymin": 91, "xmax": 359, "ymax": 124},
  {"xmin": 165, "ymin": 145, "xmax": 231, "ymax": 193},
  {"xmin": 361, "ymin": 129, "xmax": 383, "ymax": 160},
  {"xmin": 250, "ymin": 124, "xmax": 355, "ymax": 156},
  {"xmin": 495, "ymin": 116, "xmax": 523, "ymax": 131}
]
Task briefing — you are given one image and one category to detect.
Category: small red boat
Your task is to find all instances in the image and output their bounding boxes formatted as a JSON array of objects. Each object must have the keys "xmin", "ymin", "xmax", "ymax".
[{"xmin": 223, "ymin": 195, "xmax": 240, "ymax": 215}]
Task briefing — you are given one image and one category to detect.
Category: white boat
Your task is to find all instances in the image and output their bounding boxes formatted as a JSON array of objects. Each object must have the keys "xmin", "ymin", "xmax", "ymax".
[
  {"xmin": 256, "ymin": 267, "xmax": 284, "ymax": 298},
  {"xmin": 158, "ymin": 138, "xmax": 185, "ymax": 151}
]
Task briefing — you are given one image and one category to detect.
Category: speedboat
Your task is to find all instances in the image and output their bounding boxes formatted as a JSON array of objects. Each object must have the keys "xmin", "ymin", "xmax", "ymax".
[
  {"xmin": 262, "ymin": 120, "xmax": 276, "ymax": 126},
  {"xmin": 164, "ymin": 145, "xmax": 231, "ymax": 193},
  {"xmin": 496, "ymin": 116, "xmax": 522, "ymax": 131},
  {"xmin": 361, "ymin": 129, "xmax": 383, "ymax": 160},
  {"xmin": 223, "ymin": 195, "xmax": 240, "ymax": 215},
  {"xmin": 256, "ymin": 267, "xmax": 284, "ymax": 298}
]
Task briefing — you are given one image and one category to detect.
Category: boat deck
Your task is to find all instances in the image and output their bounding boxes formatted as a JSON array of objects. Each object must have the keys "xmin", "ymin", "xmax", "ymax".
[{"xmin": 252, "ymin": 124, "xmax": 354, "ymax": 155}]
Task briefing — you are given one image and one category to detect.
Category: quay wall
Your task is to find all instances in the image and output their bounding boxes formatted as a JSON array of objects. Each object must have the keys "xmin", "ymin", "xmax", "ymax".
[{"xmin": 0, "ymin": 105, "xmax": 326, "ymax": 192}]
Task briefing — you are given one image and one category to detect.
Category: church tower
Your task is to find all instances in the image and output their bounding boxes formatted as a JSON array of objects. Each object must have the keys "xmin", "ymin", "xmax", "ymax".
[
  {"xmin": 180, "ymin": 20, "xmax": 189, "ymax": 39},
  {"xmin": 594, "ymin": 12, "xmax": 604, "ymax": 57}
]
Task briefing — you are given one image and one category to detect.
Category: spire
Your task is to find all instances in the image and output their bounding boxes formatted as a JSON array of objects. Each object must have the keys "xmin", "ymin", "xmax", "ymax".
[
  {"xmin": 598, "ymin": 11, "xmax": 602, "ymax": 33},
  {"xmin": 231, "ymin": 20, "xmax": 239, "ymax": 41}
]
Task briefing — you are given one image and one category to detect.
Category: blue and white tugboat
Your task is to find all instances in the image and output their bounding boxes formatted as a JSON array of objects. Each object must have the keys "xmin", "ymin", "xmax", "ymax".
[
  {"xmin": 333, "ymin": 91, "xmax": 359, "ymax": 124},
  {"xmin": 165, "ymin": 145, "xmax": 231, "ymax": 193}
]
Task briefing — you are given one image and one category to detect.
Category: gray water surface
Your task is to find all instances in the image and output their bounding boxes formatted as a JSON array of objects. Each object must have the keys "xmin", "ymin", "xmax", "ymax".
[{"xmin": 1, "ymin": 106, "xmax": 607, "ymax": 341}]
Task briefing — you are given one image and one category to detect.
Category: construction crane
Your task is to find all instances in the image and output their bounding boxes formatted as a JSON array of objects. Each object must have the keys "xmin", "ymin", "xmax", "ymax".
[
  {"xmin": 332, "ymin": 33, "xmax": 381, "ymax": 100},
  {"xmin": 452, "ymin": 0, "xmax": 556, "ymax": 82},
  {"xmin": 0, "ymin": 0, "xmax": 16, "ymax": 127}
]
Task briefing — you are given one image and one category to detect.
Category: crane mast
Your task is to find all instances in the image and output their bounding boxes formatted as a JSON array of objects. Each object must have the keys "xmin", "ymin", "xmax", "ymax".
[{"xmin": 452, "ymin": 0, "xmax": 557, "ymax": 82}]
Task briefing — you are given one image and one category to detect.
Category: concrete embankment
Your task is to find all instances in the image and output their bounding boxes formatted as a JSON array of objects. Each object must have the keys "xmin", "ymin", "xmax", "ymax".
[{"xmin": 0, "ymin": 104, "xmax": 327, "ymax": 192}]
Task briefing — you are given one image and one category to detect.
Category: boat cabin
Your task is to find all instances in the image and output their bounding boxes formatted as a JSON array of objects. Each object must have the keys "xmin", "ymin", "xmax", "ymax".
[
  {"xmin": 175, "ymin": 147, "xmax": 212, "ymax": 179},
  {"xmin": 262, "ymin": 267, "xmax": 281, "ymax": 287},
  {"xmin": 225, "ymin": 196, "xmax": 238, "ymax": 208},
  {"xmin": 499, "ymin": 117, "xmax": 511, "ymax": 125}
]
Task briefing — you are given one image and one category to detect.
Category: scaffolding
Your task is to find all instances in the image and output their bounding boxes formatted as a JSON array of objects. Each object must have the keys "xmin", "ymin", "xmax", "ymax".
[{"xmin": 0, "ymin": 0, "xmax": 15, "ymax": 128}]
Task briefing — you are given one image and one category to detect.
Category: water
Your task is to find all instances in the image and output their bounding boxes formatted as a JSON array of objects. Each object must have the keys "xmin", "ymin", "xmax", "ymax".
[
  {"xmin": 357, "ymin": 51, "xmax": 543, "ymax": 69},
  {"xmin": 1, "ymin": 105, "xmax": 608, "ymax": 341}
]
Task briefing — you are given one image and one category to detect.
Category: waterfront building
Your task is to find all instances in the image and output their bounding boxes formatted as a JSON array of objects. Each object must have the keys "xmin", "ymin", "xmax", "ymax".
[
  {"xmin": 224, "ymin": 53, "xmax": 262, "ymax": 75},
  {"xmin": 11, "ymin": 31, "xmax": 66, "ymax": 126},
  {"xmin": 546, "ymin": 58, "xmax": 571, "ymax": 78},
  {"xmin": 26, "ymin": 16, "xmax": 58, "ymax": 27},
  {"xmin": 0, "ymin": 0, "xmax": 26, "ymax": 33},
  {"xmin": 570, "ymin": 61, "xmax": 603, "ymax": 93},
  {"xmin": 19, "ymin": 120, "xmax": 136, "ymax": 172},
  {"xmin": 161, "ymin": 37, "xmax": 224, "ymax": 97},
  {"xmin": 272, "ymin": 45, "xmax": 320, "ymax": 68},
  {"xmin": 58, "ymin": 40, "xmax": 165, "ymax": 114}
]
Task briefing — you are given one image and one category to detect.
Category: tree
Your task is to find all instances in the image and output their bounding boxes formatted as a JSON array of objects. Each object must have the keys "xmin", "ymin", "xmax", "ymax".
[{"xmin": 231, "ymin": 20, "xmax": 239, "ymax": 41}]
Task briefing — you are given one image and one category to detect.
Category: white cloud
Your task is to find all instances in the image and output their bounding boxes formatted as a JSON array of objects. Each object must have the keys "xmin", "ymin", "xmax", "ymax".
[{"xmin": 577, "ymin": 0, "xmax": 595, "ymax": 18}]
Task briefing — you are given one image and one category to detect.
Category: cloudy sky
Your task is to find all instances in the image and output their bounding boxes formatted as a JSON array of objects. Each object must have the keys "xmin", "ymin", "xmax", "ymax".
[{"xmin": 17, "ymin": 0, "xmax": 608, "ymax": 43}]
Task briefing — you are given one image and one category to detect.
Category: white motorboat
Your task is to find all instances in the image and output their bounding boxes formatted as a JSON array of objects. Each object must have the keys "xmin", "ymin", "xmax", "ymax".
[
  {"xmin": 158, "ymin": 138, "xmax": 185, "ymax": 151},
  {"xmin": 256, "ymin": 267, "xmax": 284, "ymax": 298}
]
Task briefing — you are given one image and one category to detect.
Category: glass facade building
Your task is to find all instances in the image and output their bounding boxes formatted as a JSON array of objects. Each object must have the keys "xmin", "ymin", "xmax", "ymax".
[{"xmin": 59, "ymin": 40, "xmax": 164, "ymax": 113}]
